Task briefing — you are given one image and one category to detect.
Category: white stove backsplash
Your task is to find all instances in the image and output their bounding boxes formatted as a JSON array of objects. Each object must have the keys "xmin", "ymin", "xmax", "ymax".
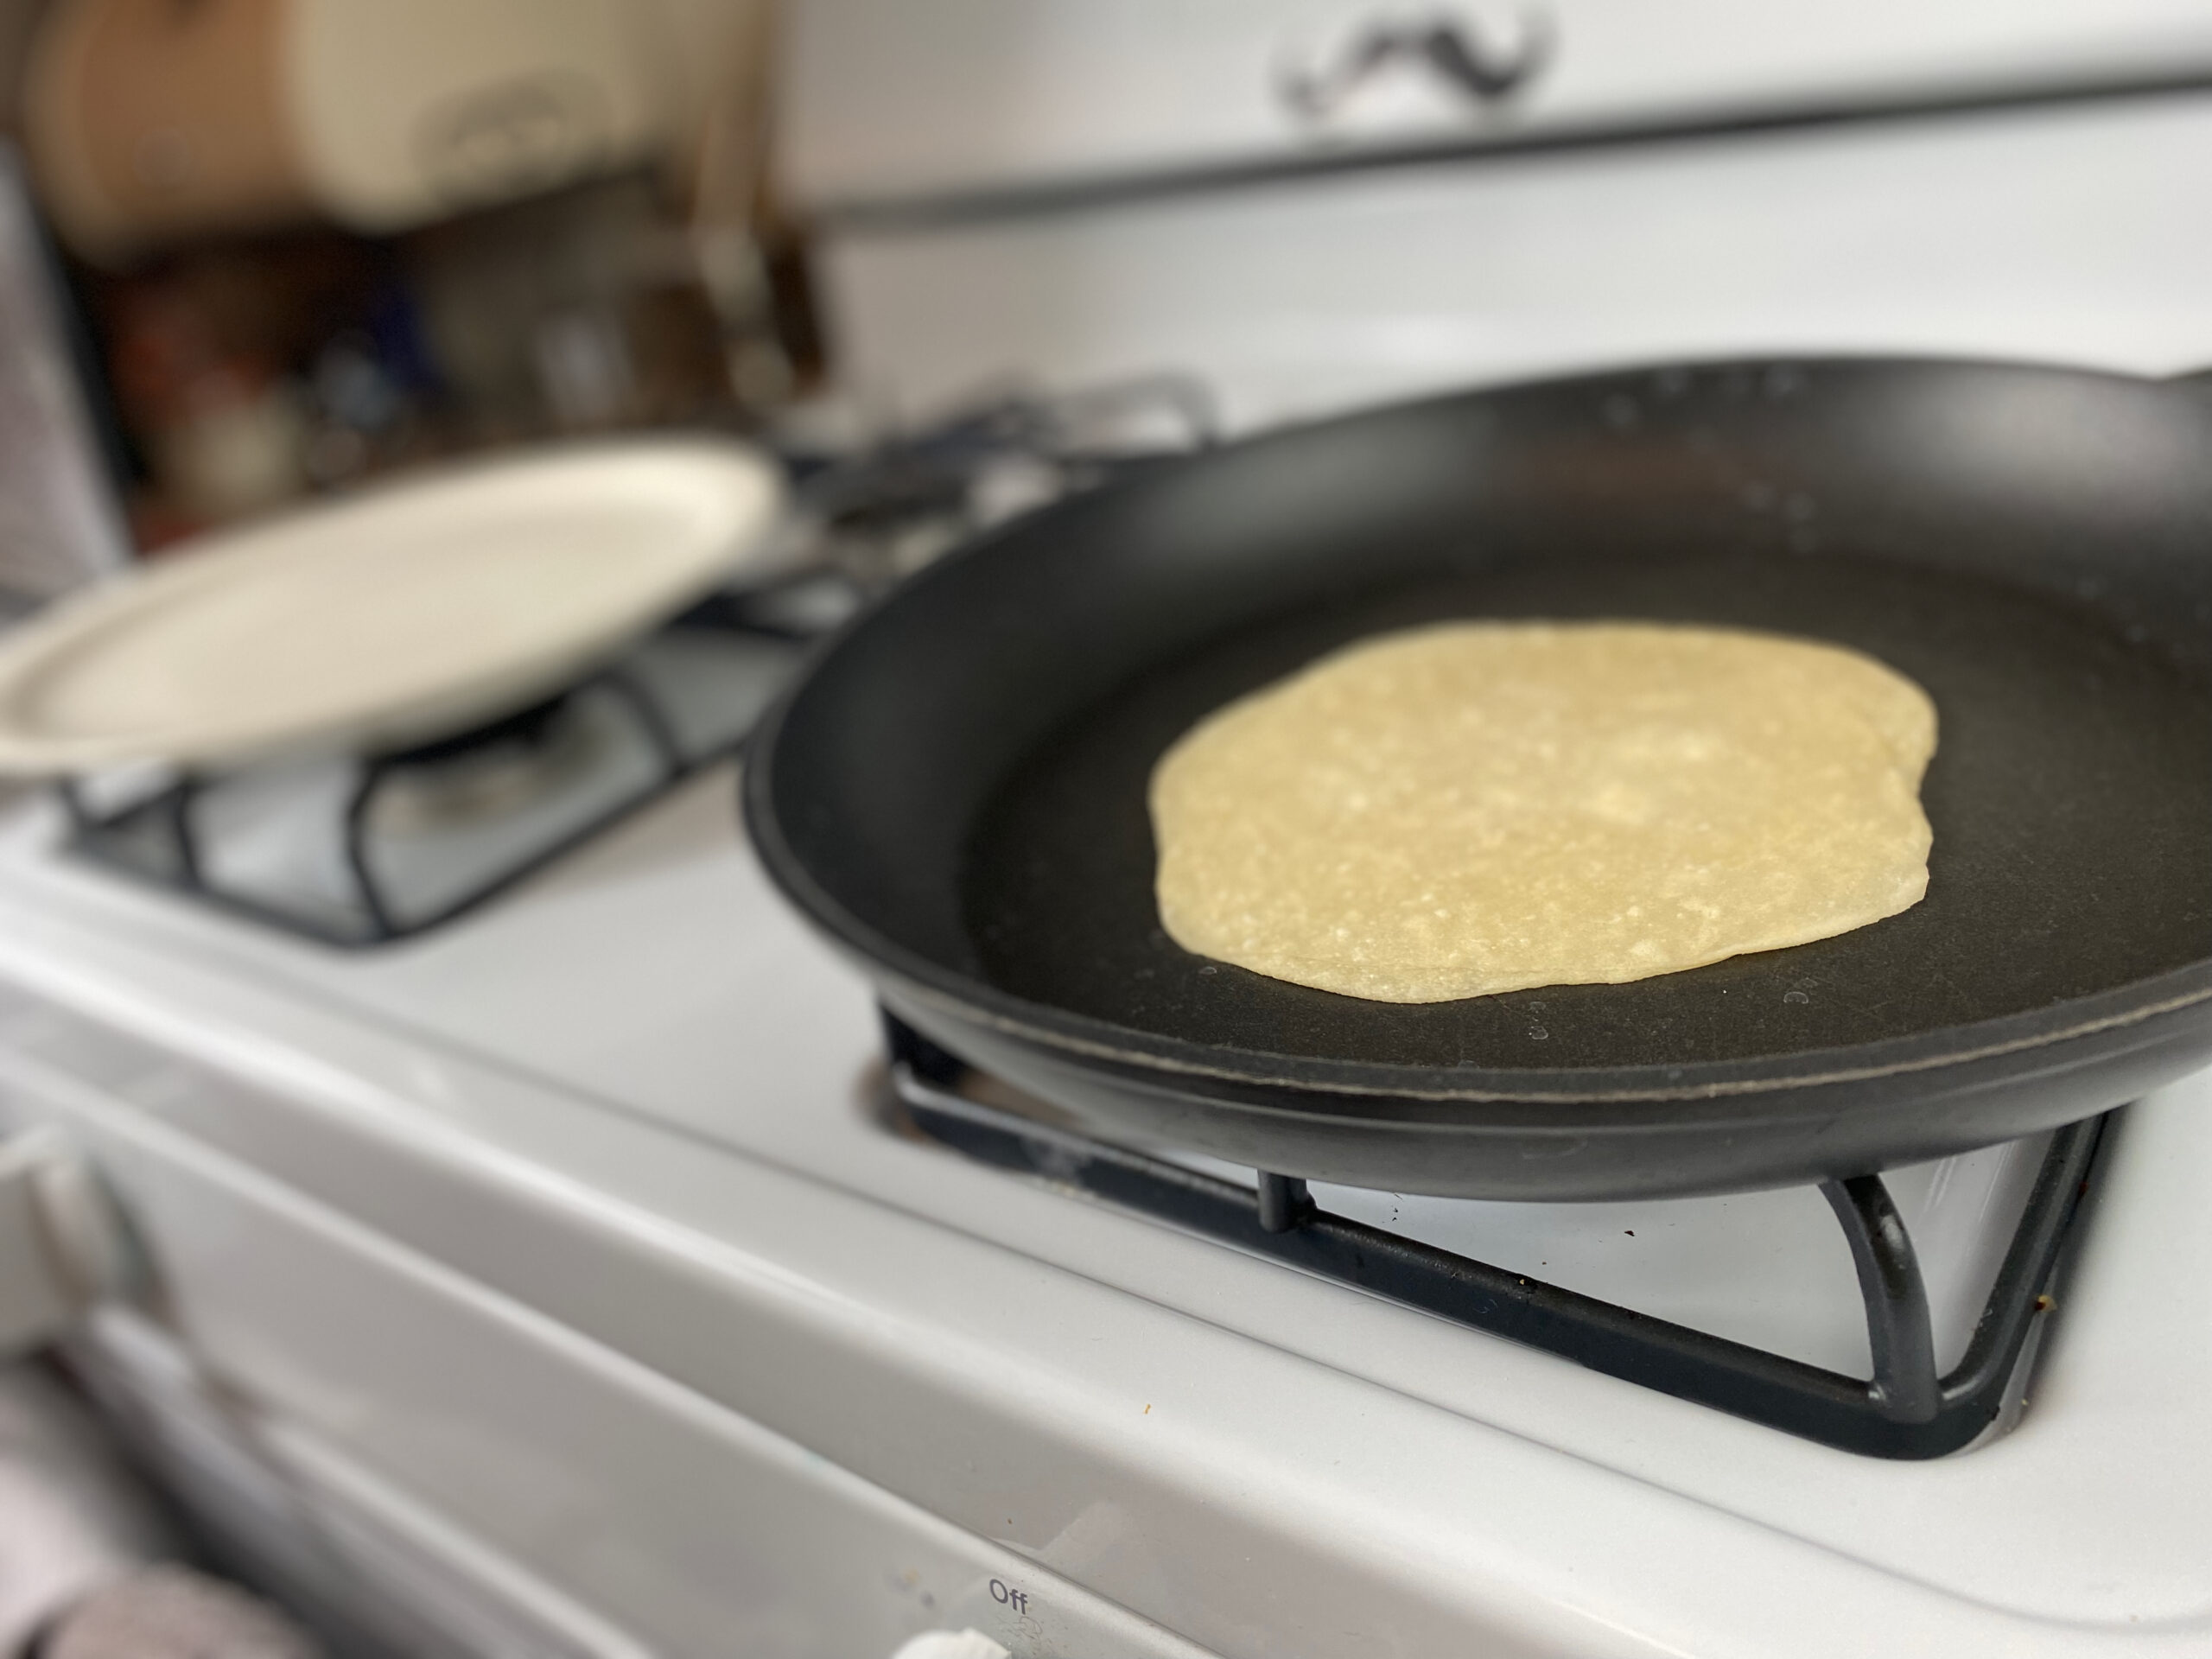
[
  {"xmin": 781, "ymin": 0, "xmax": 2212, "ymax": 209},
  {"xmin": 814, "ymin": 92, "xmax": 2212, "ymax": 439},
  {"xmin": 789, "ymin": 0, "xmax": 2212, "ymax": 439}
]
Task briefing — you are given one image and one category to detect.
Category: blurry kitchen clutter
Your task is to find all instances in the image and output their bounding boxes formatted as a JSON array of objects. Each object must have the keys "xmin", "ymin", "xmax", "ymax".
[
  {"xmin": 7, "ymin": 0, "xmax": 814, "ymax": 546},
  {"xmin": 0, "ymin": 143, "xmax": 124, "ymax": 612},
  {"xmin": 0, "ymin": 1362, "xmax": 324, "ymax": 1656}
]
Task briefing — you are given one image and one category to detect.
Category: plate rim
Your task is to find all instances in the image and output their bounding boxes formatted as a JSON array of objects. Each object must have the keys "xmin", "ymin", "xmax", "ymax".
[{"xmin": 0, "ymin": 436, "xmax": 786, "ymax": 773}]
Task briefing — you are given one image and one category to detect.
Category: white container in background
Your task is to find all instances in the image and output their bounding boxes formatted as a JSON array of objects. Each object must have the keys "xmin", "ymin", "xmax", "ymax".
[{"xmin": 22, "ymin": 0, "xmax": 741, "ymax": 258}]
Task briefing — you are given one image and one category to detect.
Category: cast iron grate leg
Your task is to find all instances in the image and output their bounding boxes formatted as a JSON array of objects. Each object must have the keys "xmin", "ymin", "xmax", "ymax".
[
  {"xmin": 1820, "ymin": 1173, "xmax": 1940, "ymax": 1424},
  {"xmin": 885, "ymin": 1011, "xmax": 2105, "ymax": 1459}
]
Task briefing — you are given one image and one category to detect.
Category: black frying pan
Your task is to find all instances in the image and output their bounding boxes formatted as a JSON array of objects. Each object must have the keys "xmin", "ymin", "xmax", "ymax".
[{"xmin": 745, "ymin": 359, "xmax": 2212, "ymax": 1199}]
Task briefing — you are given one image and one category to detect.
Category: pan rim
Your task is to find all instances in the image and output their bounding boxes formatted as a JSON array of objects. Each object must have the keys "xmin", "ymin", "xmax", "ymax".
[{"xmin": 743, "ymin": 351, "xmax": 2212, "ymax": 1117}]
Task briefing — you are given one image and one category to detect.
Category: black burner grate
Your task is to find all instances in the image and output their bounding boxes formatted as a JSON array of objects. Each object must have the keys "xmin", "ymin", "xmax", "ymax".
[
  {"xmin": 54, "ymin": 583, "xmax": 837, "ymax": 946},
  {"xmin": 885, "ymin": 1014, "xmax": 2107, "ymax": 1459}
]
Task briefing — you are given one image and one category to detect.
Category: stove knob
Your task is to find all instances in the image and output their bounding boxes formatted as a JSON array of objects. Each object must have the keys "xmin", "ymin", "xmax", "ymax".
[{"xmin": 888, "ymin": 1630, "xmax": 1012, "ymax": 1659}]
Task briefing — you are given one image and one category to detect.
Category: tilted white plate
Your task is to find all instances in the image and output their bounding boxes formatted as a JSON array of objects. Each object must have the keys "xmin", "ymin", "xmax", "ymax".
[{"xmin": 0, "ymin": 439, "xmax": 785, "ymax": 772}]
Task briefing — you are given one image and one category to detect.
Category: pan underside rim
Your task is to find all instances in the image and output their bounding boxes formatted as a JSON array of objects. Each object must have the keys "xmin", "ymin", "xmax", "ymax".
[{"xmin": 859, "ymin": 911, "xmax": 2212, "ymax": 1110}]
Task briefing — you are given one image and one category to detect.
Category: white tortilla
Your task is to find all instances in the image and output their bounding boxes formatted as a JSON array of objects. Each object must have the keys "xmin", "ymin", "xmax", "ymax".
[{"xmin": 1149, "ymin": 620, "xmax": 1936, "ymax": 1002}]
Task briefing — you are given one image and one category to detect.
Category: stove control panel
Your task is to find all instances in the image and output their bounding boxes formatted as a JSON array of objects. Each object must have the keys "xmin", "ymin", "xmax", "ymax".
[{"xmin": 0, "ymin": 986, "xmax": 1225, "ymax": 1659}]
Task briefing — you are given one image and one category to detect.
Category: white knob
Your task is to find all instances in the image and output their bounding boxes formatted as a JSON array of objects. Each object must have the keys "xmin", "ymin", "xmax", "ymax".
[{"xmin": 889, "ymin": 1630, "xmax": 1012, "ymax": 1659}]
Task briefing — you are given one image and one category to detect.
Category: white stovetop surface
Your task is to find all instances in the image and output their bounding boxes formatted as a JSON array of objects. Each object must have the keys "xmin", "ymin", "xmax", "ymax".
[{"xmin": 0, "ymin": 771, "xmax": 2205, "ymax": 1656}]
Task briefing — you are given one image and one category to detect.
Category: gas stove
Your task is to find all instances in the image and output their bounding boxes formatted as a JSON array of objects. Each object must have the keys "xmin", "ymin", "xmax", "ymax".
[
  {"xmin": 10, "ymin": 6, "xmax": 2212, "ymax": 1643},
  {"xmin": 0, "ymin": 753, "xmax": 2205, "ymax": 1656},
  {"xmin": 41, "ymin": 372, "xmax": 1206, "ymax": 952}
]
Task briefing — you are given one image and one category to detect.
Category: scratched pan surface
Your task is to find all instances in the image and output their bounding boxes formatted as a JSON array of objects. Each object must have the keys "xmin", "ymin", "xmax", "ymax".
[{"xmin": 747, "ymin": 359, "xmax": 2212, "ymax": 1198}]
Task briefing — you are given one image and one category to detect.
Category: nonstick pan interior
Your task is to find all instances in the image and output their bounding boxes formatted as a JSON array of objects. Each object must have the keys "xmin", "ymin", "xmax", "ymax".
[{"xmin": 965, "ymin": 545, "xmax": 2212, "ymax": 1071}]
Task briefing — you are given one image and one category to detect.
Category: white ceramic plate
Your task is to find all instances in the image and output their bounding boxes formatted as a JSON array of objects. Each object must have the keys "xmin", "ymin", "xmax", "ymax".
[{"xmin": 0, "ymin": 439, "xmax": 785, "ymax": 773}]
